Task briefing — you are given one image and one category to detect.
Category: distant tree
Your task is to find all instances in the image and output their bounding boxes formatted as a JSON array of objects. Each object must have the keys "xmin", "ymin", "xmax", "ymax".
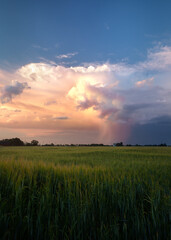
[
  {"xmin": 160, "ymin": 143, "xmax": 167, "ymax": 146},
  {"xmin": 25, "ymin": 142, "xmax": 32, "ymax": 146},
  {"xmin": 12, "ymin": 138, "xmax": 24, "ymax": 146},
  {"xmin": 31, "ymin": 140, "xmax": 39, "ymax": 146},
  {"xmin": 113, "ymin": 142, "xmax": 123, "ymax": 147},
  {"xmin": 0, "ymin": 138, "xmax": 24, "ymax": 146},
  {"xmin": 90, "ymin": 143, "xmax": 104, "ymax": 146}
]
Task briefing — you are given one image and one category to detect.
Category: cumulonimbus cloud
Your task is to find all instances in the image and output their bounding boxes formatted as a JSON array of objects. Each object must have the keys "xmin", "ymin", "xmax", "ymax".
[{"xmin": 0, "ymin": 44, "xmax": 171, "ymax": 143}]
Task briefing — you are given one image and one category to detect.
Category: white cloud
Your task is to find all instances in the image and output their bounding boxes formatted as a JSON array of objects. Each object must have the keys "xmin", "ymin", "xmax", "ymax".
[
  {"xmin": 137, "ymin": 45, "xmax": 171, "ymax": 71},
  {"xmin": 32, "ymin": 45, "xmax": 49, "ymax": 51},
  {"xmin": 56, "ymin": 52, "xmax": 78, "ymax": 59},
  {"xmin": 38, "ymin": 57, "xmax": 57, "ymax": 65}
]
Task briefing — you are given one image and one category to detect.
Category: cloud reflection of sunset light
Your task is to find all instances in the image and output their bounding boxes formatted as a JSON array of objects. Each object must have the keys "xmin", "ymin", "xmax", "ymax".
[{"xmin": 0, "ymin": 45, "xmax": 171, "ymax": 144}]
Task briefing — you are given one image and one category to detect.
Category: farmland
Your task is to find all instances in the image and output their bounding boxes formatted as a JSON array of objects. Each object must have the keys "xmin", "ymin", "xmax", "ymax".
[{"xmin": 0, "ymin": 146, "xmax": 170, "ymax": 239}]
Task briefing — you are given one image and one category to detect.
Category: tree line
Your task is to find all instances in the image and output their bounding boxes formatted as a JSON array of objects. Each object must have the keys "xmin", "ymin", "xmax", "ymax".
[
  {"xmin": 0, "ymin": 138, "xmax": 39, "ymax": 146},
  {"xmin": 0, "ymin": 138, "xmax": 168, "ymax": 147}
]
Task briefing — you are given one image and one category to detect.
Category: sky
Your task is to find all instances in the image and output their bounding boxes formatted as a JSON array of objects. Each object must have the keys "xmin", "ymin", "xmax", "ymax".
[{"xmin": 0, "ymin": 0, "xmax": 171, "ymax": 144}]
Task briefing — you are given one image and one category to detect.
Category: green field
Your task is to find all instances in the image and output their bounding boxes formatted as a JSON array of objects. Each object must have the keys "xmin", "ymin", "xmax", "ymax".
[{"xmin": 0, "ymin": 146, "xmax": 170, "ymax": 239}]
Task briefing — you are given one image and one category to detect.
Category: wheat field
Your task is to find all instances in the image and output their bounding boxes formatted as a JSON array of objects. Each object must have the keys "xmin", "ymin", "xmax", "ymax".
[{"xmin": 0, "ymin": 146, "xmax": 170, "ymax": 239}]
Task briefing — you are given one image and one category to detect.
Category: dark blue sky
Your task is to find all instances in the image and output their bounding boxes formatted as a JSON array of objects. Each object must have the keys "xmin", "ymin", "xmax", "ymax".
[{"xmin": 1, "ymin": 0, "xmax": 171, "ymax": 68}]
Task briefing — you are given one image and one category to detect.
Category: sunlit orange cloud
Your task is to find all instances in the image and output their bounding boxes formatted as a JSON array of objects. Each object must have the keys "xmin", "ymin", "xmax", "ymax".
[
  {"xmin": 1, "ymin": 45, "xmax": 171, "ymax": 144},
  {"xmin": 0, "ymin": 63, "xmax": 124, "ymax": 144},
  {"xmin": 135, "ymin": 77, "xmax": 154, "ymax": 87}
]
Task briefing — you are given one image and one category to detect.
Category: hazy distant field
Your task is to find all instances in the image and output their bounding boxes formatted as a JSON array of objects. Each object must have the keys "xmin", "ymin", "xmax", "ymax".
[{"xmin": 0, "ymin": 146, "xmax": 170, "ymax": 239}]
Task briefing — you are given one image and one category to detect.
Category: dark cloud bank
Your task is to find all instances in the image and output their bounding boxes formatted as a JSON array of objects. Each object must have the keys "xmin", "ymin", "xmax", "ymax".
[{"xmin": 126, "ymin": 115, "xmax": 171, "ymax": 145}]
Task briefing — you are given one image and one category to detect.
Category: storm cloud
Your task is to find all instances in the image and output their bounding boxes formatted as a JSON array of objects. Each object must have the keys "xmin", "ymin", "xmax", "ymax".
[
  {"xmin": 0, "ymin": 45, "xmax": 171, "ymax": 144},
  {"xmin": 127, "ymin": 115, "xmax": 171, "ymax": 145},
  {"xmin": 1, "ymin": 81, "xmax": 30, "ymax": 104}
]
